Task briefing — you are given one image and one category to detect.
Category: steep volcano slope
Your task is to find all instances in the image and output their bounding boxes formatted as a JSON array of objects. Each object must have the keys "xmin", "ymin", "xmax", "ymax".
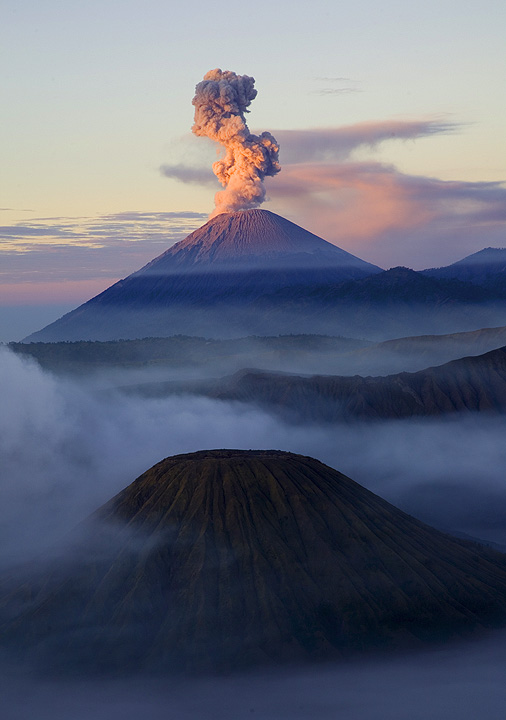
[
  {"xmin": 4, "ymin": 450, "xmax": 506, "ymax": 674},
  {"xmin": 139, "ymin": 208, "xmax": 379, "ymax": 272},
  {"xmin": 165, "ymin": 345, "xmax": 506, "ymax": 422},
  {"xmin": 24, "ymin": 210, "xmax": 381, "ymax": 342},
  {"xmin": 24, "ymin": 247, "xmax": 506, "ymax": 344}
]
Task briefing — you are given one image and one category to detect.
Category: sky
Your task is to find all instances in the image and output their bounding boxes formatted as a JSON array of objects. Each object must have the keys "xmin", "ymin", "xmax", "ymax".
[{"xmin": 1, "ymin": 0, "xmax": 505, "ymax": 339}]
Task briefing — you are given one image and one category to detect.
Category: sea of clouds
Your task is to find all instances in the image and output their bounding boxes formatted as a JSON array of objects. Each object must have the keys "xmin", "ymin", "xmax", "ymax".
[{"xmin": 2, "ymin": 345, "xmax": 506, "ymax": 718}]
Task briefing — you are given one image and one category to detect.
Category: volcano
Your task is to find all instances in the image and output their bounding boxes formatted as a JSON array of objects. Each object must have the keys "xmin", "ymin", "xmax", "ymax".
[
  {"xmin": 138, "ymin": 209, "xmax": 379, "ymax": 272},
  {"xmin": 23, "ymin": 210, "xmax": 381, "ymax": 342},
  {"xmin": 4, "ymin": 449, "xmax": 506, "ymax": 674}
]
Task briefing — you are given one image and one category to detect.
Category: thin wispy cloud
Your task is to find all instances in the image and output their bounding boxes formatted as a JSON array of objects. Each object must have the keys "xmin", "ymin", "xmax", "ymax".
[
  {"xmin": 315, "ymin": 77, "xmax": 353, "ymax": 82},
  {"xmin": 312, "ymin": 87, "xmax": 362, "ymax": 95},
  {"xmin": 273, "ymin": 120, "xmax": 458, "ymax": 163},
  {"xmin": 160, "ymin": 120, "xmax": 457, "ymax": 170},
  {"xmin": 159, "ymin": 164, "xmax": 216, "ymax": 185},
  {"xmin": 312, "ymin": 75, "xmax": 361, "ymax": 96},
  {"xmin": 0, "ymin": 211, "xmax": 207, "ymax": 284}
]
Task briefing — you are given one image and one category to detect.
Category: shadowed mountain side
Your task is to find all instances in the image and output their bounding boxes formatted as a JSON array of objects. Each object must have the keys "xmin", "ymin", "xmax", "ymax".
[
  {"xmin": 4, "ymin": 450, "xmax": 506, "ymax": 675},
  {"xmin": 133, "ymin": 346, "xmax": 506, "ymax": 423},
  {"xmin": 424, "ymin": 248, "xmax": 506, "ymax": 293},
  {"xmin": 251, "ymin": 266, "xmax": 506, "ymax": 339},
  {"xmin": 21, "ymin": 270, "xmax": 506, "ymax": 343},
  {"xmin": 24, "ymin": 267, "xmax": 382, "ymax": 342},
  {"xmin": 301, "ymin": 266, "xmax": 501, "ymax": 303}
]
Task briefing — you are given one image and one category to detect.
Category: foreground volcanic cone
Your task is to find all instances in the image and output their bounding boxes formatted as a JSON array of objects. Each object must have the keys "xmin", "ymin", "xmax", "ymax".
[{"xmin": 4, "ymin": 450, "xmax": 506, "ymax": 674}]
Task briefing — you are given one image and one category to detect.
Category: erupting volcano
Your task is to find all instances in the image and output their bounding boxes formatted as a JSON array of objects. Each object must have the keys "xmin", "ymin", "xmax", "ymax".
[{"xmin": 24, "ymin": 209, "xmax": 381, "ymax": 342}]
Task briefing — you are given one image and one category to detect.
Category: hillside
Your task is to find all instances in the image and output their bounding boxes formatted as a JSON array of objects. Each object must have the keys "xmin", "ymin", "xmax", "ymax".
[
  {"xmin": 23, "ymin": 212, "xmax": 506, "ymax": 344},
  {"xmin": 424, "ymin": 248, "xmax": 506, "ymax": 292},
  {"xmin": 139, "ymin": 346, "xmax": 506, "ymax": 422},
  {"xmin": 4, "ymin": 450, "xmax": 506, "ymax": 674}
]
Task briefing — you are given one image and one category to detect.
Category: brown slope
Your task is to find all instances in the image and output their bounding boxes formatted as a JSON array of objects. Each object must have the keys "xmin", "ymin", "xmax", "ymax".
[
  {"xmin": 198, "ymin": 346, "xmax": 506, "ymax": 422},
  {"xmin": 4, "ymin": 450, "xmax": 506, "ymax": 674}
]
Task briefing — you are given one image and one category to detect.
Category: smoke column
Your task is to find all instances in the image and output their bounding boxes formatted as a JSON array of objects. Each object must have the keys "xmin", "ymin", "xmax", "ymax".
[{"xmin": 192, "ymin": 69, "xmax": 281, "ymax": 216}]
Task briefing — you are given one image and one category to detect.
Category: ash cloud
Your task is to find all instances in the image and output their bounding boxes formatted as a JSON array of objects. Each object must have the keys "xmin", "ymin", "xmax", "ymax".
[
  {"xmin": 161, "ymin": 117, "xmax": 506, "ymax": 268},
  {"xmin": 192, "ymin": 69, "xmax": 281, "ymax": 216},
  {"xmin": 159, "ymin": 163, "xmax": 216, "ymax": 186},
  {"xmin": 267, "ymin": 161, "xmax": 506, "ymax": 268}
]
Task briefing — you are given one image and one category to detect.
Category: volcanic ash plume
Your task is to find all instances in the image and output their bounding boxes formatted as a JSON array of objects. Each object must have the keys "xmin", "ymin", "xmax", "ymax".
[{"xmin": 192, "ymin": 69, "xmax": 281, "ymax": 216}]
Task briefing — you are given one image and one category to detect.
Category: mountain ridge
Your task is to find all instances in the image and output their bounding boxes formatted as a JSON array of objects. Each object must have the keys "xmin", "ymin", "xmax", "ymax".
[
  {"xmin": 138, "ymin": 345, "xmax": 506, "ymax": 422},
  {"xmin": 10, "ymin": 325, "xmax": 506, "ymax": 378},
  {"xmin": 423, "ymin": 247, "xmax": 506, "ymax": 291}
]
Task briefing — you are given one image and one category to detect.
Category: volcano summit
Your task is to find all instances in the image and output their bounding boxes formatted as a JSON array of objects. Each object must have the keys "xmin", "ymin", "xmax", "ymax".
[{"xmin": 139, "ymin": 209, "xmax": 376, "ymax": 272}]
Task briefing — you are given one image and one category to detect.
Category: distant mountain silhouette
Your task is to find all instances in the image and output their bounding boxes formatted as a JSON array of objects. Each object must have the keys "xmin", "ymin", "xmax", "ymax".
[
  {"xmin": 424, "ymin": 248, "xmax": 506, "ymax": 294},
  {"xmin": 325, "ymin": 266, "xmax": 498, "ymax": 302},
  {"xmin": 10, "ymin": 325, "xmax": 506, "ymax": 378},
  {"xmin": 338, "ymin": 325, "xmax": 506, "ymax": 375},
  {"xmin": 4, "ymin": 449, "xmax": 506, "ymax": 674},
  {"xmin": 150, "ymin": 345, "xmax": 506, "ymax": 422}
]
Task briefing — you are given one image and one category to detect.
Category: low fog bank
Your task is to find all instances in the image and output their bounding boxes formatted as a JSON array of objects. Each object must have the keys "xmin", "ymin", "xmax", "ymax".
[
  {"xmin": 2, "ymin": 347, "xmax": 506, "ymax": 567},
  {"xmin": 12, "ymin": 323, "xmax": 506, "ymax": 387},
  {"xmin": 24, "ymin": 296, "xmax": 506, "ymax": 345},
  {"xmin": 3, "ymin": 633, "xmax": 506, "ymax": 719}
]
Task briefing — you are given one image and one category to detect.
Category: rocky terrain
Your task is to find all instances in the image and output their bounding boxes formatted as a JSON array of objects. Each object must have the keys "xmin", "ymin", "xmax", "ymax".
[
  {"xmin": 4, "ymin": 450, "xmax": 506, "ymax": 674},
  {"xmin": 140, "ymin": 346, "xmax": 506, "ymax": 422}
]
